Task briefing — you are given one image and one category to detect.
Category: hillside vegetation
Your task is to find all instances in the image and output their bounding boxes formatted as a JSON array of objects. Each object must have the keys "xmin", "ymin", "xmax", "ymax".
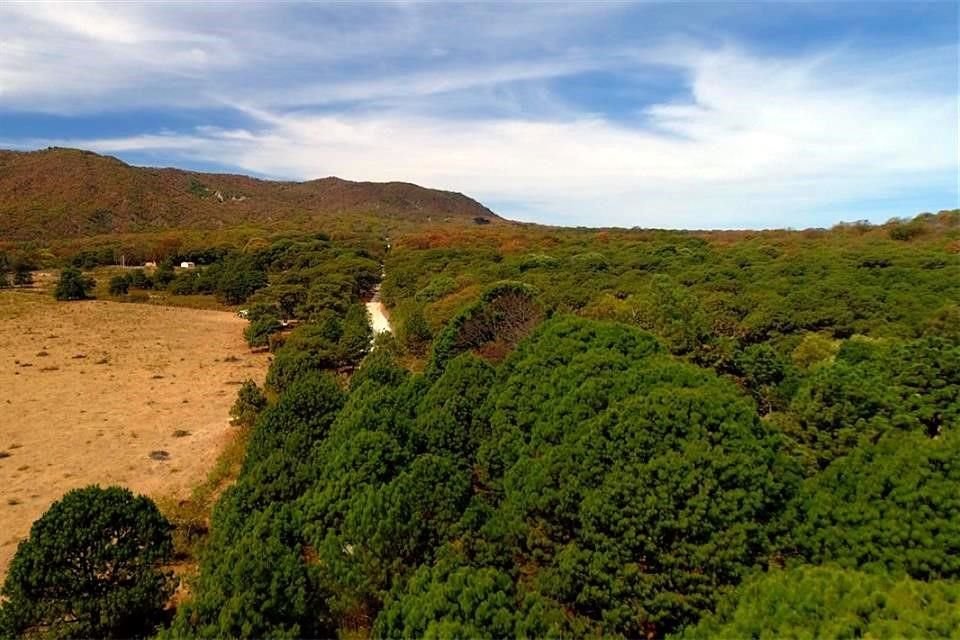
[{"xmin": 0, "ymin": 148, "xmax": 500, "ymax": 240}]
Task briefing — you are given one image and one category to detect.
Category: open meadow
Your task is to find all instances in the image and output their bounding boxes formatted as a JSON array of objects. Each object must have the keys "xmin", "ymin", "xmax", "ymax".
[{"xmin": 0, "ymin": 290, "xmax": 268, "ymax": 576}]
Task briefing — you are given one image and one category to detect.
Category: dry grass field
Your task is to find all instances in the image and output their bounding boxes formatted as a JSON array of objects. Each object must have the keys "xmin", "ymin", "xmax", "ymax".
[{"xmin": 0, "ymin": 290, "xmax": 269, "ymax": 576}]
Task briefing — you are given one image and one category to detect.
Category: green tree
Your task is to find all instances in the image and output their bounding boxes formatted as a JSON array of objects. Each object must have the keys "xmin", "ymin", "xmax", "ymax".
[
  {"xmin": 153, "ymin": 261, "xmax": 175, "ymax": 287},
  {"xmin": 338, "ymin": 303, "xmax": 373, "ymax": 367},
  {"xmin": 923, "ymin": 304, "xmax": 960, "ymax": 343},
  {"xmin": 0, "ymin": 486, "xmax": 175, "ymax": 639},
  {"xmin": 411, "ymin": 353, "xmax": 496, "ymax": 459},
  {"xmin": 128, "ymin": 268, "xmax": 153, "ymax": 289},
  {"xmin": 349, "ymin": 334, "xmax": 408, "ymax": 391},
  {"xmin": 679, "ymin": 565, "xmax": 960, "ymax": 639},
  {"xmin": 245, "ymin": 371, "xmax": 346, "ymax": 468},
  {"xmin": 402, "ymin": 317, "xmax": 801, "ymax": 638},
  {"xmin": 166, "ymin": 507, "xmax": 334, "ymax": 640},
  {"xmin": 402, "ymin": 305, "xmax": 433, "ymax": 356},
  {"xmin": 216, "ymin": 256, "xmax": 268, "ymax": 305},
  {"xmin": 12, "ymin": 259, "xmax": 34, "ymax": 287},
  {"xmin": 0, "ymin": 251, "xmax": 9, "ymax": 287},
  {"xmin": 791, "ymin": 332, "xmax": 839, "ymax": 369},
  {"xmin": 785, "ymin": 336, "xmax": 960, "ymax": 469},
  {"xmin": 790, "ymin": 431, "xmax": 960, "ymax": 580},
  {"xmin": 245, "ymin": 315, "xmax": 283, "ymax": 349},
  {"xmin": 54, "ymin": 267, "xmax": 95, "ymax": 301},
  {"xmin": 376, "ymin": 560, "xmax": 578, "ymax": 639},
  {"xmin": 230, "ymin": 379, "xmax": 268, "ymax": 427},
  {"xmin": 265, "ymin": 322, "xmax": 343, "ymax": 392},
  {"xmin": 168, "ymin": 271, "xmax": 198, "ymax": 295},
  {"xmin": 108, "ymin": 274, "xmax": 130, "ymax": 296},
  {"xmin": 632, "ymin": 275, "xmax": 712, "ymax": 356}
]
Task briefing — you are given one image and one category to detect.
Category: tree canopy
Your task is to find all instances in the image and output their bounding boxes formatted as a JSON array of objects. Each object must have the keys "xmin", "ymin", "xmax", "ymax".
[
  {"xmin": 0, "ymin": 486, "xmax": 175, "ymax": 639},
  {"xmin": 678, "ymin": 565, "xmax": 960, "ymax": 640},
  {"xmin": 53, "ymin": 267, "xmax": 95, "ymax": 301}
]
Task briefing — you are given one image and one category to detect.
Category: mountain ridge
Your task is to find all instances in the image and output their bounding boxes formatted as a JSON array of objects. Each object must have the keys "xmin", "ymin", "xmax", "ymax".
[{"xmin": 0, "ymin": 147, "xmax": 502, "ymax": 240}]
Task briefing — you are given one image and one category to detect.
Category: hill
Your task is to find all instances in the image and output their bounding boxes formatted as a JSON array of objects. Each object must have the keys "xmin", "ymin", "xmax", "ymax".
[{"xmin": 0, "ymin": 147, "xmax": 502, "ymax": 240}]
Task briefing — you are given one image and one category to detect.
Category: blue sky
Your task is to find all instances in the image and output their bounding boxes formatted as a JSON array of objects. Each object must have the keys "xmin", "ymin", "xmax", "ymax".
[{"xmin": 0, "ymin": 1, "xmax": 956, "ymax": 229}]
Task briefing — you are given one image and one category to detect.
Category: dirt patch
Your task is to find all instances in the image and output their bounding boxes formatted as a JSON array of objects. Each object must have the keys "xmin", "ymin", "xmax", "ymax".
[{"xmin": 0, "ymin": 292, "xmax": 268, "ymax": 576}]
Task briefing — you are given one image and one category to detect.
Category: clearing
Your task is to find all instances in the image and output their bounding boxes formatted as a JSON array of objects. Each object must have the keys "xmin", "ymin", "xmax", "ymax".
[{"xmin": 0, "ymin": 291, "xmax": 268, "ymax": 576}]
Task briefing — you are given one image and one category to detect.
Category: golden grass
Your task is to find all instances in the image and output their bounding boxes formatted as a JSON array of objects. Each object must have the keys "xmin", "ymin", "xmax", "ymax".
[{"xmin": 0, "ymin": 290, "xmax": 269, "ymax": 577}]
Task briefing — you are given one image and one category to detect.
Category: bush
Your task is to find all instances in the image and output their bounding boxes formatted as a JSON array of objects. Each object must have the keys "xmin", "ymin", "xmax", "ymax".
[
  {"xmin": 54, "ymin": 267, "xmax": 95, "ymax": 301},
  {"xmin": 128, "ymin": 268, "xmax": 154, "ymax": 289},
  {"xmin": 169, "ymin": 271, "xmax": 199, "ymax": 295},
  {"xmin": 888, "ymin": 222, "xmax": 925, "ymax": 241},
  {"xmin": 154, "ymin": 262, "xmax": 175, "ymax": 287},
  {"xmin": 12, "ymin": 261, "xmax": 33, "ymax": 286},
  {"xmin": 0, "ymin": 486, "xmax": 175, "ymax": 639},
  {"xmin": 245, "ymin": 315, "xmax": 283, "ymax": 349},
  {"xmin": 108, "ymin": 274, "xmax": 130, "ymax": 296},
  {"xmin": 230, "ymin": 380, "xmax": 268, "ymax": 427}
]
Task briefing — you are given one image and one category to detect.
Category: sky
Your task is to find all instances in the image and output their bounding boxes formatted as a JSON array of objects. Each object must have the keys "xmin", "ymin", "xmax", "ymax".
[{"xmin": 0, "ymin": 1, "xmax": 957, "ymax": 229}]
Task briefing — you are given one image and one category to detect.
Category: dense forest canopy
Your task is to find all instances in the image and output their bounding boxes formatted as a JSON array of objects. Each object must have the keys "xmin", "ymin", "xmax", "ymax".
[{"xmin": 1, "ymin": 209, "xmax": 959, "ymax": 638}]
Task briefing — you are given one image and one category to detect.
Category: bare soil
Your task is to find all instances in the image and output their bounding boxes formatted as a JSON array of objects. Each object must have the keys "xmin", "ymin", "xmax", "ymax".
[{"xmin": 0, "ymin": 291, "xmax": 269, "ymax": 576}]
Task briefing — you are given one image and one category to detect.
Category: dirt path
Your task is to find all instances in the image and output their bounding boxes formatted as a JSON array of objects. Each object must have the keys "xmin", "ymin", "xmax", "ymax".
[
  {"xmin": 365, "ymin": 266, "xmax": 393, "ymax": 336},
  {"xmin": 0, "ymin": 293, "xmax": 269, "ymax": 576},
  {"xmin": 366, "ymin": 290, "xmax": 393, "ymax": 335}
]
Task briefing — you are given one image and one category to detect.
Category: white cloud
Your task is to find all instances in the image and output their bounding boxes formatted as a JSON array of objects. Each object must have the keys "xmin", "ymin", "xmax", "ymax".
[{"xmin": 41, "ymin": 44, "xmax": 953, "ymax": 228}]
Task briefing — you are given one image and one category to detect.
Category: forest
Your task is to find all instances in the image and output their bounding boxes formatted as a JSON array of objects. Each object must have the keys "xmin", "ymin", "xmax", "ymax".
[{"xmin": 1, "ymin": 209, "xmax": 958, "ymax": 638}]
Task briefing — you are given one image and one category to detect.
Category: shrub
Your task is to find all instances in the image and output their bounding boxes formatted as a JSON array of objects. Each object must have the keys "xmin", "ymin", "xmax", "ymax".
[
  {"xmin": 230, "ymin": 380, "xmax": 268, "ymax": 427},
  {"xmin": 108, "ymin": 274, "xmax": 131, "ymax": 296},
  {"xmin": 245, "ymin": 315, "xmax": 283, "ymax": 349},
  {"xmin": 169, "ymin": 271, "xmax": 198, "ymax": 295},
  {"xmin": 128, "ymin": 268, "xmax": 153, "ymax": 289},
  {"xmin": 888, "ymin": 221, "xmax": 925, "ymax": 241},
  {"xmin": 54, "ymin": 267, "xmax": 95, "ymax": 301},
  {"xmin": 154, "ymin": 262, "xmax": 175, "ymax": 287},
  {"xmin": 0, "ymin": 486, "xmax": 175, "ymax": 639},
  {"xmin": 12, "ymin": 261, "xmax": 33, "ymax": 286}
]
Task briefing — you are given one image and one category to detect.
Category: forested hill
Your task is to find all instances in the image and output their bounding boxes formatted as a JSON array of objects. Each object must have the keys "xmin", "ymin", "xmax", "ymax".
[{"xmin": 0, "ymin": 147, "xmax": 502, "ymax": 240}]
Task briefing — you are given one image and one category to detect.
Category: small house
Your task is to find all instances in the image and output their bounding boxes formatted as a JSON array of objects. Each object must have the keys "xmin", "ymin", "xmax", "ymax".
[
  {"xmin": 144, "ymin": 261, "xmax": 157, "ymax": 268},
  {"xmin": 180, "ymin": 261, "xmax": 196, "ymax": 269}
]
